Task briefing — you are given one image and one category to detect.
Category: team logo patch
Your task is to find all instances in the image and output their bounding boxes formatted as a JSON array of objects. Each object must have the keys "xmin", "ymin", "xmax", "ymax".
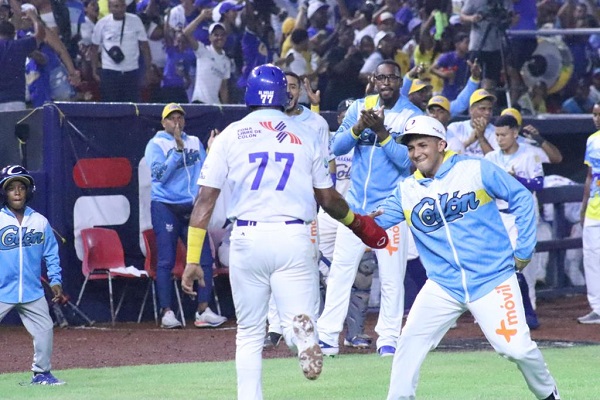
[
  {"xmin": 260, "ymin": 121, "xmax": 302, "ymax": 145},
  {"xmin": 410, "ymin": 191, "xmax": 480, "ymax": 233}
]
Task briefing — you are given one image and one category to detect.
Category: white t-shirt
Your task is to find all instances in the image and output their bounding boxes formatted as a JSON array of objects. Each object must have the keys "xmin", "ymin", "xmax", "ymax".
[
  {"xmin": 191, "ymin": 45, "xmax": 231, "ymax": 104},
  {"xmin": 446, "ymin": 119, "xmax": 498, "ymax": 158},
  {"xmin": 92, "ymin": 13, "xmax": 148, "ymax": 72},
  {"xmin": 147, "ymin": 21, "xmax": 166, "ymax": 68},
  {"xmin": 354, "ymin": 24, "xmax": 378, "ymax": 46},
  {"xmin": 291, "ymin": 106, "xmax": 333, "ymax": 163},
  {"xmin": 198, "ymin": 109, "xmax": 332, "ymax": 222},
  {"xmin": 40, "ymin": 12, "xmax": 58, "ymax": 29}
]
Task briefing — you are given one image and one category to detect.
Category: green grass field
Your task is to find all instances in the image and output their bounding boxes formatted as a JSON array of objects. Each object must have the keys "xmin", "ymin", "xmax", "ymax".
[{"xmin": 1, "ymin": 346, "xmax": 597, "ymax": 399}]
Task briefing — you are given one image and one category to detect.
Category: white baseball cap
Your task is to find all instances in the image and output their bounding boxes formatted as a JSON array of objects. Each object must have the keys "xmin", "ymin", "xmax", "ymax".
[
  {"xmin": 307, "ymin": 1, "xmax": 329, "ymax": 19},
  {"xmin": 401, "ymin": 115, "xmax": 446, "ymax": 143},
  {"xmin": 374, "ymin": 30, "xmax": 394, "ymax": 47}
]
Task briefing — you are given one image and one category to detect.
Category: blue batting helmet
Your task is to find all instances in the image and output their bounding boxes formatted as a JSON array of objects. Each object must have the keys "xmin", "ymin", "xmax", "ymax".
[
  {"xmin": 0, "ymin": 165, "xmax": 36, "ymax": 204},
  {"xmin": 245, "ymin": 64, "xmax": 289, "ymax": 109}
]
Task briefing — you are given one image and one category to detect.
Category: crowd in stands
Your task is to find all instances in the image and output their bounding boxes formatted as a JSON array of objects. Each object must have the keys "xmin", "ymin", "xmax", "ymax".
[{"xmin": 1, "ymin": 0, "xmax": 600, "ymax": 113}]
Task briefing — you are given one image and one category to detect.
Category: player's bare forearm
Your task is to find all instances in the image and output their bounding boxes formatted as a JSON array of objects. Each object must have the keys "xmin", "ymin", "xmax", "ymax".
[
  {"xmin": 314, "ymin": 187, "xmax": 349, "ymax": 220},
  {"xmin": 189, "ymin": 186, "xmax": 221, "ymax": 229}
]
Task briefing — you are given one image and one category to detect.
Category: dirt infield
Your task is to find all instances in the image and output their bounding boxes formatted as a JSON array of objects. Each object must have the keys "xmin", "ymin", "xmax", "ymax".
[{"xmin": 1, "ymin": 294, "xmax": 598, "ymax": 374}]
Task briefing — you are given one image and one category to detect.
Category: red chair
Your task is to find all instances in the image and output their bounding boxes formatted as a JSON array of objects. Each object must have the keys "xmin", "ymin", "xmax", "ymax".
[
  {"xmin": 139, "ymin": 229, "xmax": 186, "ymax": 326},
  {"xmin": 76, "ymin": 227, "xmax": 149, "ymax": 326}
]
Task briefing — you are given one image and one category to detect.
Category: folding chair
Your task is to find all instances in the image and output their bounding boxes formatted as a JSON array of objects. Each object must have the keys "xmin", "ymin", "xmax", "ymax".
[
  {"xmin": 76, "ymin": 227, "xmax": 149, "ymax": 326},
  {"xmin": 138, "ymin": 229, "xmax": 186, "ymax": 326}
]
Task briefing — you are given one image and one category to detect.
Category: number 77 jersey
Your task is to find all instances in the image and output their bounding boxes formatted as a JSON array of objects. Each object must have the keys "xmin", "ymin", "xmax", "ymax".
[{"xmin": 198, "ymin": 109, "xmax": 333, "ymax": 222}]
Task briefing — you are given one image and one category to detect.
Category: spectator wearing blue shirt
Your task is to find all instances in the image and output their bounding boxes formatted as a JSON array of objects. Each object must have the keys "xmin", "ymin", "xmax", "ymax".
[
  {"xmin": 0, "ymin": 10, "xmax": 45, "ymax": 111},
  {"xmin": 159, "ymin": 27, "xmax": 195, "ymax": 103},
  {"xmin": 430, "ymin": 32, "xmax": 470, "ymax": 101}
]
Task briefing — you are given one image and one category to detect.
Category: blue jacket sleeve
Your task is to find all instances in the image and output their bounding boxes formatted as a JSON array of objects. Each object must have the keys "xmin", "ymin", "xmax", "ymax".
[
  {"xmin": 144, "ymin": 138, "xmax": 183, "ymax": 183},
  {"xmin": 401, "ymin": 76, "xmax": 412, "ymax": 97},
  {"xmin": 375, "ymin": 185, "xmax": 406, "ymax": 230},
  {"xmin": 331, "ymin": 100, "xmax": 360, "ymax": 156},
  {"xmin": 480, "ymin": 160, "xmax": 537, "ymax": 261},
  {"xmin": 43, "ymin": 222, "xmax": 62, "ymax": 286},
  {"xmin": 450, "ymin": 78, "xmax": 479, "ymax": 116},
  {"xmin": 381, "ymin": 137, "xmax": 412, "ymax": 171}
]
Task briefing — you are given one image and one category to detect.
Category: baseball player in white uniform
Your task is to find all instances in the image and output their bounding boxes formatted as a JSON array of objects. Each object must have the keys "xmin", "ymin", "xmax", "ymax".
[
  {"xmin": 318, "ymin": 60, "xmax": 423, "ymax": 358},
  {"xmin": 485, "ymin": 114, "xmax": 545, "ymax": 329},
  {"xmin": 180, "ymin": 64, "xmax": 389, "ymax": 400},
  {"xmin": 375, "ymin": 115, "xmax": 560, "ymax": 400},
  {"xmin": 264, "ymin": 71, "xmax": 334, "ymax": 343}
]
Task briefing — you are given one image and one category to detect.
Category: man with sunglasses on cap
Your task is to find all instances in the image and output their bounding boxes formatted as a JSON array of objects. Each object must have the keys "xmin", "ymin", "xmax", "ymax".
[{"xmin": 317, "ymin": 59, "xmax": 422, "ymax": 357}]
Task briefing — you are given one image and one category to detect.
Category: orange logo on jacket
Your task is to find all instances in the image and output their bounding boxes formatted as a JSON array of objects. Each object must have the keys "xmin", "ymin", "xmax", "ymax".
[
  {"xmin": 495, "ymin": 284, "xmax": 518, "ymax": 343},
  {"xmin": 384, "ymin": 225, "xmax": 400, "ymax": 255}
]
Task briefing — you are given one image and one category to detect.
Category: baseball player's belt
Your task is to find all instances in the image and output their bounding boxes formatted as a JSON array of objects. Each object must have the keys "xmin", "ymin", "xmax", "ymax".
[{"xmin": 236, "ymin": 219, "xmax": 304, "ymax": 226}]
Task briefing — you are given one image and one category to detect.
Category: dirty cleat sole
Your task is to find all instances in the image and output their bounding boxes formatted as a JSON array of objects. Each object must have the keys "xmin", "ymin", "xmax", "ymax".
[{"xmin": 293, "ymin": 314, "xmax": 323, "ymax": 380}]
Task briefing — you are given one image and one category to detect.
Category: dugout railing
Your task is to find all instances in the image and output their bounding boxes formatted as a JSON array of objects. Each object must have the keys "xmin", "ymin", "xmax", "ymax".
[{"xmin": 535, "ymin": 184, "xmax": 586, "ymax": 299}]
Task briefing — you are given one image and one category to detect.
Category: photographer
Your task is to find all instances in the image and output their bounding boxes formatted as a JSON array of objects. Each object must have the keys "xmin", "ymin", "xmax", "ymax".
[
  {"xmin": 460, "ymin": 0, "xmax": 513, "ymax": 92},
  {"xmin": 90, "ymin": 0, "xmax": 151, "ymax": 102}
]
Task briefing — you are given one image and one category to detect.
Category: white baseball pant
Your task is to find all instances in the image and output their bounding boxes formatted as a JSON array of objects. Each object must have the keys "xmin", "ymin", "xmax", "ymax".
[
  {"xmin": 387, "ymin": 276, "xmax": 558, "ymax": 400},
  {"xmin": 582, "ymin": 222, "xmax": 600, "ymax": 314},
  {"xmin": 317, "ymin": 221, "xmax": 408, "ymax": 350},
  {"xmin": 229, "ymin": 222, "xmax": 319, "ymax": 400},
  {"xmin": 266, "ymin": 221, "xmax": 321, "ymax": 336}
]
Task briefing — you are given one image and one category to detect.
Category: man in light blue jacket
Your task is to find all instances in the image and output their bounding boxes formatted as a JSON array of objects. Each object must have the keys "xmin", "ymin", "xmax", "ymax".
[
  {"xmin": 376, "ymin": 116, "xmax": 560, "ymax": 400},
  {"xmin": 317, "ymin": 60, "xmax": 422, "ymax": 357}
]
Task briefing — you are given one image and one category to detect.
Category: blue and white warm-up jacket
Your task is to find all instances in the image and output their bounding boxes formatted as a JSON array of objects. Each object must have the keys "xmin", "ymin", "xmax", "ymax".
[
  {"xmin": 375, "ymin": 152, "xmax": 536, "ymax": 303},
  {"xmin": 144, "ymin": 130, "xmax": 205, "ymax": 205},
  {"xmin": 331, "ymin": 94, "xmax": 423, "ymax": 215},
  {"xmin": 0, "ymin": 206, "xmax": 61, "ymax": 304}
]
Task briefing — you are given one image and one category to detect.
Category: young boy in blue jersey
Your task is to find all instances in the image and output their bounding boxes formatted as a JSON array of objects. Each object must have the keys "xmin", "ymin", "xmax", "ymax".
[
  {"xmin": 0, "ymin": 165, "xmax": 65, "ymax": 386},
  {"xmin": 375, "ymin": 116, "xmax": 560, "ymax": 400}
]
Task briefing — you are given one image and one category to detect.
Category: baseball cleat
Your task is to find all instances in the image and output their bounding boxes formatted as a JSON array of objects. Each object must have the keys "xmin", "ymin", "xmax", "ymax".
[
  {"xmin": 293, "ymin": 314, "xmax": 323, "ymax": 380},
  {"xmin": 377, "ymin": 345, "xmax": 396, "ymax": 357},
  {"xmin": 577, "ymin": 311, "xmax": 600, "ymax": 324},
  {"xmin": 343, "ymin": 335, "xmax": 372, "ymax": 348},
  {"xmin": 264, "ymin": 332, "xmax": 283, "ymax": 349},
  {"xmin": 31, "ymin": 372, "xmax": 65, "ymax": 386},
  {"xmin": 318, "ymin": 339, "xmax": 340, "ymax": 357}
]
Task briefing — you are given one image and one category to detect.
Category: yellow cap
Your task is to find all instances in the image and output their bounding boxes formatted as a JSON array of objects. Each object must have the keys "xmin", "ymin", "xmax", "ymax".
[
  {"xmin": 282, "ymin": 17, "xmax": 295, "ymax": 35},
  {"xmin": 501, "ymin": 107, "xmax": 523, "ymax": 127},
  {"xmin": 427, "ymin": 95, "xmax": 450, "ymax": 112},
  {"xmin": 409, "ymin": 79, "xmax": 430, "ymax": 95},
  {"xmin": 469, "ymin": 89, "xmax": 496, "ymax": 106},
  {"xmin": 162, "ymin": 103, "xmax": 185, "ymax": 120}
]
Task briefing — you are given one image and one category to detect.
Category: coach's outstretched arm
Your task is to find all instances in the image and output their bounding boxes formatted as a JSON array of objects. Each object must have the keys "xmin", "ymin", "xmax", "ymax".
[
  {"xmin": 315, "ymin": 187, "xmax": 389, "ymax": 249},
  {"xmin": 182, "ymin": 186, "xmax": 221, "ymax": 296}
]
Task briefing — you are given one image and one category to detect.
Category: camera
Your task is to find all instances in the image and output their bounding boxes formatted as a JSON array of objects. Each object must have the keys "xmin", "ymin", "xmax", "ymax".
[
  {"xmin": 106, "ymin": 46, "xmax": 125, "ymax": 64},
  {"xmin": 481, "ymin": 0, "xmax": 512, "ymax": 31}
]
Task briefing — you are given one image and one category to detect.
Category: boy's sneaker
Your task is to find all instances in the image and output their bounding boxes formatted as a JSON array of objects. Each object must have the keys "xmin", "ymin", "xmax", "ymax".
[
  {"xmin": 161, "ymin": 310, "xmax": 182, "ymax": 329},
  {"xmin": 194, "ymin": 307, "xmax": 227, "ymax": 328},
  {"xmin": 343, "ymin": 335, "xmax": 372, "ymax": 348},
  {"xmin": 577, "ymin": 311, "xmax": 600, "ymax": 324},
  {"xmin": 31, "ymin": 372, "xmax": 65, "ymax": 386},
  {"xmin": 318, "ymin": 339, "xmax": 339, "ymax": 357},
  {"xmin": 293, "ymin": 314, "xmax": 323, "ymax": 380},
  {"xmin": 378, "ymin": 345, "xmax": 396, "ymax": 357}
]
